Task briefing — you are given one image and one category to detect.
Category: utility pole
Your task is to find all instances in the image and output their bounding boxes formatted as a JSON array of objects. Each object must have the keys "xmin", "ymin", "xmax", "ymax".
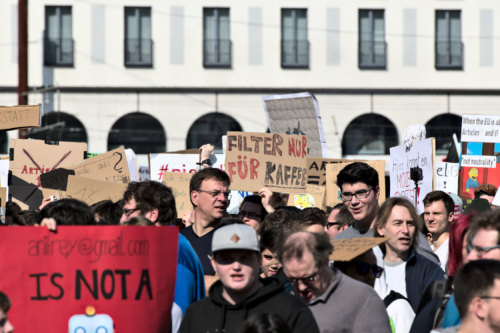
[{"xmin": 18, "ymin": 0, "xmax": 28, "ymax": 138}]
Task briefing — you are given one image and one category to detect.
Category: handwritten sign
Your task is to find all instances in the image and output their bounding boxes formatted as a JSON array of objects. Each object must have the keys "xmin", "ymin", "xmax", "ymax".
[
  {"xmin": 263, "ymin": 92, "xmax": 327, "ymax": 157},
  {"xmin": 225, "ymin": 132, "xmax": 308, "ymax": 193},
  {"xmin": 330, "ymin": 237, "xmax": 388, "ymax": 261},
  {"xmin": 66, "ymin": 176, "xmax": 127, "ymax": 205},
  {"xmin": 390, "ymin": 138, "xmax": 435, "ymax": 214},
  {"xmin": 72, "ymin": 148, "xmax": 130, "ymax": 184},
  {"xmin": 461, "ymin": 114, "xmax": 500, "ymax": 143},
  {"xmin": 149, "ymin": 153, "xmax": 225, "ymax": 181},
  {"xmin": 288, "ymin": 184, "xmax": 326, "ymax": 210},
  {"xmin": 307, "ymin": 158, "xmax": 362, "ymax": 186},
  {"xmin": 0, "ymin": 226, "xmax": 178, "ymax": 332},
  {"xmin": 435, "ymin": 162, "xmax": 459, "ymax": 194},
  {"xmin": 0, "ymin": 104, "xmax": 41, "ymax": 130},
  {"xmin": 162, "ymin": 171, "xmax": 193, "ymax": 217},
  {"xmin": 325, "ymin": 160, "xmax": 386, "ymax": 208}
]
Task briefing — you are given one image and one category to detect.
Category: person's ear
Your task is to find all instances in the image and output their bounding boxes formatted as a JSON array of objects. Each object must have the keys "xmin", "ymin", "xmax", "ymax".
[
  {"xmin": 377, "ymin": 224, "xmax": 385, "ymax": 237},
  {"xmin": 191, "ymin": 190, "xmax": 199, "ymax": 207},
  {"xmin": 471, "ymin": 297, "xmax": 487, "ymax": 320},
  {"xmin": 340, "ymin": 224, "xmax": 348, "ymax": 232},
  {"xmin": 375, "ymin": 185, "xmax": 380, "ymax": 201},
  {"xmin": 211, "ymin": 255, "xmax": 217, "ymax": 274},
  {"xmin": 145, "ymin": 208, "xmax": 159, "ymax": 223},
  {"xmin": 448, "ymin": 212, "xmax": 454, "ymax": 223}
]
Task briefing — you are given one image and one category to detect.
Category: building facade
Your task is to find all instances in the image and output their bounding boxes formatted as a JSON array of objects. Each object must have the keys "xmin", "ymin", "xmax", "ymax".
[{"xmin": 1, "ymin": 0, "xmax": 499, "ymax": 166}]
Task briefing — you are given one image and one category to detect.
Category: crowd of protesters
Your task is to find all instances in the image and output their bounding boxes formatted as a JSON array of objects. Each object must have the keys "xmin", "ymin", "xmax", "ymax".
[{"xmin": 1, "ymin": 145, "xmax": 499, "ymax": 333}]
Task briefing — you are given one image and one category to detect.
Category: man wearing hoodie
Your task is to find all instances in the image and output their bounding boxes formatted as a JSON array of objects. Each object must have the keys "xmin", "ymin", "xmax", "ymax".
[{"xmin": 179, "ymin": 223, "xmax": 319, "ymax": 333}]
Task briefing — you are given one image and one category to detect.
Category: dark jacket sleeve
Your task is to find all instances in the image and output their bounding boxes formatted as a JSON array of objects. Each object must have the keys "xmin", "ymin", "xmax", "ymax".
[
  {"xmin": 288, "ymin": 305, "xmax": 320, "ymax": 333},
  {"xmin": 406, "ymin": 253, "xmax": 445, "ymax": 311}
]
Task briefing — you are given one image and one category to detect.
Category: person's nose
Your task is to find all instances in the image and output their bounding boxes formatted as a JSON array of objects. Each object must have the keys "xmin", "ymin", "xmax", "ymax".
[
  {"xmin": 401, "ymin": 223, "xmax": 410, "ymax": 235},
  {"xmin": 232, "ymin": 260, "xmax": 242, "ymax": 271},
  {"xmin": 4, "ymin": 319, "xmax": 14, "ymax": 333}
]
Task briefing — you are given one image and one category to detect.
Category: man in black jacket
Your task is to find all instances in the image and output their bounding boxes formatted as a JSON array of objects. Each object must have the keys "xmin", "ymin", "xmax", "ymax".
[{"xmin": 179, "ymin": 223, "xmax": 319, "ymax": 333}]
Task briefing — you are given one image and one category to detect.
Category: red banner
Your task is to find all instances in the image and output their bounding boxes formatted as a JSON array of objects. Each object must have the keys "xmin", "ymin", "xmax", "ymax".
[{"xmin": 0, "ymin": 226, "xmax": 178, "ymax": 332}]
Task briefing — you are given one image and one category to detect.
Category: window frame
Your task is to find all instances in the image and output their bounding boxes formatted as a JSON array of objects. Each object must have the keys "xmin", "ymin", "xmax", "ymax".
[
  {"xmin": 124, "ymin": 6, "xmax": 153, "ymax": 68},
  {"xmin": 281, "ymin": 8, "xmax": 309, "ymax": 69},
  {"xmin": 435, "ymin": 10, "xmax": 463, "ymax": 70},
  {"xmin": 44, "ymin": 6, "xmax": 74, "ymax": 67},
  {"xmin": 358, "ymin": 9, "xmax": 387, "ymax": 70},
  {"xmin": 203, "ymin": 7, "xmax": 232, "ymax": 68}
]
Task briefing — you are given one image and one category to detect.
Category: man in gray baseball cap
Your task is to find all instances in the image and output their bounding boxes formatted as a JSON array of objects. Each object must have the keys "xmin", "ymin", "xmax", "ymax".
[{"xmin": 180, "ymin": 222, "xmax": 319, "ymax": 333}]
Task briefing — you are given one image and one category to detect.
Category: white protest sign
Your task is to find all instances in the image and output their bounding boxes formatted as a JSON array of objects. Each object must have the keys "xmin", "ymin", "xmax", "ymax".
[
  {"xmin": 125, "ymin": 148, "xmax": 138, "ymax": 182},
  {"xmin": 461, "ymin": 155, "xmax": 496, "ymax": 168},
  {"xmin": 493, "ymin": 187, "xmax": 500, "ymax": 207},
  {"xmin": 435, "ymin": 162, "xmax": 459, "ymax": 194},
  {"xmin": 461, "ymin": 114, "xmax": 500, "ymax": 143},
  {"xmin": 263, "ymin": 92, "xmax": 327, "ymax": 157},
  {"xmin": 390, "ymin": 138, "xmax": 435, "ymax": 214},
  {"xmin": 149, "ymin": 153, "xmax": 225, "ymax": 181}
]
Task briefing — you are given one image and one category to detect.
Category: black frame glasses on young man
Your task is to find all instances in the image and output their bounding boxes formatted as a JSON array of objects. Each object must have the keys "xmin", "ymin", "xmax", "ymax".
[
  {"xmin": 196, "ymin": 189, "xmax": 232, "ymax": 200},
  {"xmin": 122, "ymin": 208, "xmax": 140, "ymax": 217},
  {"xmin": 238, "ymin": 210, "xmax": 262, "ymax": 220},
  {"xmin": 341, "ymin": 188, "xmax": 373, "ymax": 202}
]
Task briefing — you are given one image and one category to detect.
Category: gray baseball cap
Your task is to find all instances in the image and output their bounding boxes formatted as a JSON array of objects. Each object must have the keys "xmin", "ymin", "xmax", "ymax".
[{"xmin": 212, "ymin": 223, "xmax": 260, "ymax": 253}]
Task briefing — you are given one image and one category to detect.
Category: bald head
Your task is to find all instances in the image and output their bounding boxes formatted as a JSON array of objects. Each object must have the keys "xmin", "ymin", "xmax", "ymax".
[{"xmin": 279, "ymin": 231, "xmax": 333, "ymax": 269}]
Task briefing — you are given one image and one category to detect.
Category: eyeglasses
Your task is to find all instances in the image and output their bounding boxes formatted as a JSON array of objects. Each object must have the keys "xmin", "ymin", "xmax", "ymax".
[
  {"xmin": 326, "ymin": 222, "xmax": 342, "ymax": 230},
  {"xmin": 466, "ymin": 243, "xmax": 500, "ymax": 257},
  {"xmin": 480, "ymin": 296, "xmax": 500, "ymax": 300},
  {"xmin": 351, "ymin": 262, "xmax": 384, "ymax": 278},
  {"xmin": 197, "ymin": 189, "xmax": 232, "ymax": 200},
  {"xmin": 122, "ymin": 207, "xmax": 140, "ymax": 217},
  {"xmin": 0, "ymin": 316, "xmax": 8, "ymax": 327},
  {"xmin": 288, "ymin": 272, "xmax": 318, "ymax": 285},
  {"xmin": 238, "ymin": 210, "xmax": 262, "ymax": 220},
  {"xmin": 341, "ymin": 188, "xmax": 373, "ymax": 202}
]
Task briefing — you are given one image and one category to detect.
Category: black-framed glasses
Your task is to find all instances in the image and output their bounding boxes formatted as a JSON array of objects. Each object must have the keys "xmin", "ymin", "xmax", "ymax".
[
  {"xmin": 326, "ymin": 222, "xmax": 341, "ymax": 230},
  {"xmin": 122, "ymin": 208, "xmax": 140, "ymax": 217},
  {"xmin": 352, "ymin": 262, "xmax": 384, "ymax": 278},
  {"xmin": 288, "ymin": 272, "xmax": 318, "ymax": 285},
  {"xmin": 480, "ymin": 296, "xmax": 500, "ymax": 300},
  {"xmin": 238, "ymin": 210, "xmax": 262, "ymax": 220},
  {"xmin": 341, "ymin": 188, "xmax": 373, "ymax": 202},
  {"xmin": 197, "ymin": 189, "xmax": 232, "ymax": 200},
  {"xmin": 466, "ymin": 243, "xmax": 500, "ymax": 257}
]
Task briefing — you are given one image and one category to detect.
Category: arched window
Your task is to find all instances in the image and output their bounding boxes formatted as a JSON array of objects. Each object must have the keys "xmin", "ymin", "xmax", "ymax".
[
  {"xmin": 0, "ymin": 132, "xmax": 8, "ymax": 154},
  {"xmin": 28, "ymin": 112, "xmax": 87, "ymax": 143},
  {"xmin": 108, "ymin": 112, "xmax": 166, "ymax": 154},
  {"xmin": 186, "ymin": 112, "xmax": 242, "ymax": 151},
  {"xmin": 342, "ymin": 113, "xmax": 398, "ymax": 155},
  {"xmin": 425, "ymin": 114, "xmax": 462, "ymax": 155}
]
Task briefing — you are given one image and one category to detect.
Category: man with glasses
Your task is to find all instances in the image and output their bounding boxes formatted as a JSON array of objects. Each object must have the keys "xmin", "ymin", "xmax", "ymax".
[
  {"xmin": 0, "ymin": 291, "xmax": 14, "ymax": 333},
  {"xmin": 181, "ymin": 168, "xmax": 231, "ymax": 287},
  {"xmin": 466, "ymin": 209, "xmax": 500, "ymax": 261},
  {"xmin": 437, "ymin": 260, "xmax": 500, "ymax": 333},
  {"xmin": 238, "ymin": 195, "xmax": 267, "ymax": 234},
  {"xmin": 280, "ymin": 231, "xmax": 391, "ymax": 332},
  {"xmin": 325, "ymin": 204, "xmax": 353, "ymax": 240}
]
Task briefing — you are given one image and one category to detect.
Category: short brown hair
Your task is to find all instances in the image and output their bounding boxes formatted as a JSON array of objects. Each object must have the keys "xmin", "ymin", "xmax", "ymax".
[{"xmin": 279, "ymin": 231, "xmax": 333, "ymax": 268}]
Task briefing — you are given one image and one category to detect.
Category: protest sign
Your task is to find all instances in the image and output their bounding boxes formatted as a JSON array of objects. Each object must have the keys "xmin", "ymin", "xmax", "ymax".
[
  {"xmin": 0, "ymin": 104, "xmax": 41, "ymax": 130},
  {"xmin": 0, "ymin": 187, "xmax": 6, "ymax": 210},
  {"xmin": 263, "ymin": 92, "xmax": 327, "ymax": 157},
  {"xmin": 307, "ymin": 157, "xmax": 350, "ymax": 186},
  {"xmin": 325, "ymin": 160, "xmax": 386, "ymax": 208},
  {"xmin": 162, "ymin": 171, "xmax": 193, "ymax": 217},
  {"xmin": 288, "ymin": 184, "xmax": 326, "ymax": 210},
  {"xmin": 390, "ymin": 138, "xmax": 435, "ymax": 213},
  {"xmin": 330, "ymin": 237, "xmax": 388, "ymax": 261},
  {"xmin": 461, "ymin": 114, "xmax": 500, "ymax": 143},
  {"xmin": 72, "ymin": 148, "xmax": 130, "ymax": 184},
  {"xmin": 493, "ymin": 187, "xmax": 500, "ymax": 207},
  {"xmin": 125, "ymin": 148, "xmax": 138, "ymax": 182},
  {"xmin": 65, "ymin": 176, "xmax": 127, "ymax": 205},
  {"xmin": 149, "ymin": 153, "xmax": 225, "ymax": 181},
  {"xmin": 225, "ymin": 131, "xmax": 308, "ymax": 193},
  {"xmin": 0, "ymin": 226, "xmax": 178, "ymax": 332},
  {"xmin": 40, "ymin": 168, "xmax": 75, "ymax": 191},
  {"xmin": 435, "ymin": 162, "xmax": 459, "ymax": 194}
]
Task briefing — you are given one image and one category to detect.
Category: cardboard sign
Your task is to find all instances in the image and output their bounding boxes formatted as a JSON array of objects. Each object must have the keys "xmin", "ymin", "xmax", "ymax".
[
  {"xmin": 225, "ymin": 132, "xmax": 308, "ymax": 193},
  {"xmin": 461, "ymin": 114, "xmax": 500, "ymax": 143},
  {"xmin": 325, "ymin": 160, "xmax": 386, "ymax": 208},
  {"xmin": 0, "ymin": 187, "xmax": 6, "ymax": 210},
  {"xmin": 40, "ymin": 168, "xmax": 75, "ymax": 191},
  {"xmin": 162, "ymin": 171, "xmax": 193, "ymax": 217},
  {"xmin": 288, "ymin": 184, "xmax": 326, "ymax": 210},
  {"xmin": 435, "ymin": 162, "xmax": 459, "ymax": 194},
  {"xmin": 72, "ymin": 148, "xmax": 130, "ymax": 184},
  {"xmin": 390, "ymin": 138, "xmax": 435, "ymax": 214},
  {"xmin": 65, "ymin": 176, "xmax": 127, "ymax": 205},
  {"xmin": 0, "ymin": 104, "xmax": 41, "ymax": 130},
  {"xmin": 9, "ymin": 139, "xmax": 87, "ymax": 186},
  {"xmin": 263, "ymin": 92, "xmax": 327, "ymax": 157},
  {"xmin": 149, "ymin": 153, "xmax": 225, "ymax": 181},
  {"xmin": 307, "ymin": 158, "xmax": 360, "ymax": 186},
  {"xmin": 330, "ymin": 237, "xmax": 388, "ymax": 262},
  {"xmin": 0, "ymin": 226, "xmax": 178, "ymax": 332}
]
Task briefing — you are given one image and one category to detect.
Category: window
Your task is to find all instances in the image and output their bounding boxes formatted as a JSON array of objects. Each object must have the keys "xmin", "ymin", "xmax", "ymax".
[
  {"xmin": 435, "ymin": 10, "xmax": 462, "ymax": 69},
  {"xmin": 44, "ymin": 6, "xmax": 73, "ymax": 66},
  {"xmin": 342, "ymin": 114, "xmax": 398, "ymax": 155},
  {"xmin": 108, "ymin": 112, "xmax": 165, "ymax": 154},
  {"xmin": 358, "ymin": 9, "xmax": 386, "ymax": 69},
  {"xmin": 281, "ymin": 9, "xmax": 309, "ymax": 68},
  {"xmin": 425, "ymin": 114, "xmax": 462, "ymax": 155},
  {"xmin": 28, "ymin": 112, "xmax": 87, "ymax": 143},
  {"xmin": 187, "ymin": 113, "xmax": 242, "ymax": 152},
  {"xmin": 203, "ymin": 8, "xmax": 231, "ymax": 68},
  {"xmin": 125, "ymin": 7, "xmax": 153, "ymax": 67}
]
